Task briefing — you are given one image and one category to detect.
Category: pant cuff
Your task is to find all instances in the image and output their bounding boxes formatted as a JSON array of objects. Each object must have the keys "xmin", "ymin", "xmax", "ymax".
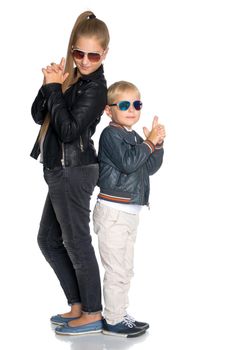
[{"xmin": 82, "ymin": 310, "xmax": 102, "ymax": 315}]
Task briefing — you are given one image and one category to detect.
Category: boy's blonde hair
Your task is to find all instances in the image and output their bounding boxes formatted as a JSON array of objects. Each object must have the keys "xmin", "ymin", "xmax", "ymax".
[{"xmin": 107, "ymin": 81, "xmax": 140, "ymax": 105}]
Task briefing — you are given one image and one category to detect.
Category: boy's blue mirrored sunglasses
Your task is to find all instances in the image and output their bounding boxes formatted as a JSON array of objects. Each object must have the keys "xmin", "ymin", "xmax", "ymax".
[{"xmin": 109, "ymin": 100, "xmax": 143, "ymax": 111}]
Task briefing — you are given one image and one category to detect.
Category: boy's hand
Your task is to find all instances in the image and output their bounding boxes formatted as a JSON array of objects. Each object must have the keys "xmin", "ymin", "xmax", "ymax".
[
  {"xmin": 157, "ymin": 125, "xmax": 166, "ymax": 144},
  {"xmin": 143, "ymin": 116, "xmax": 158, "ymax": 138},
  {"xmin": 143, "ymin": 116, "xmax": 166, "ymax": 146}
]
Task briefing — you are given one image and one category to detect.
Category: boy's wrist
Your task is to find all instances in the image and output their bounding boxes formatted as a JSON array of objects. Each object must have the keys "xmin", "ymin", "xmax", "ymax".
[
  {"xmin": 144, "ymin": 139, "xmax": 155, "ymax": 153},
  {"xmin": 155, "ymin": 140, "xmax": 164, "ymax": 149},
  {"xmin": 144, "ymin": 139, "xmax": 164, "ymax": 152}
]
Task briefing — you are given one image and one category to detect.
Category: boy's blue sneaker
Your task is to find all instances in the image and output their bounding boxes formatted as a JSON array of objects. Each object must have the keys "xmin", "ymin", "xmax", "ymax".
[
  {"xmin": 50, "ymin": 314, "xmax": 79, "ymax": 325},
  {"xmin": 55, "ymin": 320, "xmax": 103, "ymax": 335},
  {"xmin": 102, "ymin": 317, "xmax": 146, "ymax": 337},
  {"xmin": 124, "ymin": 314, "xmax": 150, "ymax": 330}
]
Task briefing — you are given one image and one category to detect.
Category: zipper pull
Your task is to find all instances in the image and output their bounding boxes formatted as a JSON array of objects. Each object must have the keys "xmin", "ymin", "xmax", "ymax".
[
  {"xmin": 61, "ymin": 142, "xmax": 65, "ymax": 167},
  {"xmin": 80, "ymin": 136, "xmax": 84, "ymax": 152}
]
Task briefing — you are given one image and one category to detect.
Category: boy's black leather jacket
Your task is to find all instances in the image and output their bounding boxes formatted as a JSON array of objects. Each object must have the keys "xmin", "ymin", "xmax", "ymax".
[
  {"xmin": 97, "ymin": 122, "xmax": 164, "ymax": 206},
  {"xmin": 30, "ymin": 65, "xmax": 107, "ymax": 169}
]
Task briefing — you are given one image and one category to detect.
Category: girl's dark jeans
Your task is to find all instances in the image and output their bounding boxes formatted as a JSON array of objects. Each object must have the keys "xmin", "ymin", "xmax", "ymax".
[{"xmin": 37, "ymin": 164, "xmax": 102, "ymax": 313}]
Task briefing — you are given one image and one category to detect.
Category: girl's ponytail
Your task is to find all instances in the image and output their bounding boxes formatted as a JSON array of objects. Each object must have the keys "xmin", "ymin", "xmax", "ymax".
[
  {"xmin": 62, "ymin": 11, "xmax": 96, "ymax": 91},
  {"xmin": 39, "ymin": 11, "xmax": 109, "ymax": 142},
  {"xmin": 63, "ymin": 11, "xmax": 109, "ymax": 91}
]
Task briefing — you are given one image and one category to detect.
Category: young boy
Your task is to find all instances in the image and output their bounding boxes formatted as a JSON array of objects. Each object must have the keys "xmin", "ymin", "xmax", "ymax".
[{"xmin": 93, "ymin": 81, "xmax": 165, "ymax": 337}]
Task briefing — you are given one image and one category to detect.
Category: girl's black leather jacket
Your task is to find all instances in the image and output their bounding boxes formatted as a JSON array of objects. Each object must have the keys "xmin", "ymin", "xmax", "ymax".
[{"xmin": 30, "ymin": 65, "xmax": 107, "ymax": 169}]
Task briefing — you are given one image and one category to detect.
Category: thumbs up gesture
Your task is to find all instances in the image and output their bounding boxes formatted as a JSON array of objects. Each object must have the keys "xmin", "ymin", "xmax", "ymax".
[{"xmin": 143, "ymin": 116, "xmax": 166, "ymax": 146}]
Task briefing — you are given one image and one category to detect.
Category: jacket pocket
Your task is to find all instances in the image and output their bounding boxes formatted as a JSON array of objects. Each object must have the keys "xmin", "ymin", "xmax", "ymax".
[{"xmin": 123, "ymin": 134, "xmax": 137, "ymax": 146}]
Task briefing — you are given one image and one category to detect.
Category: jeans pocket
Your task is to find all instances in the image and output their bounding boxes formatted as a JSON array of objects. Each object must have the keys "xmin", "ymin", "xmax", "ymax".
[
  {"xmin": 43, "ymin": 167, "xmax": 63, "ymax": 185},
  {"xmin": 81, "ymin": 164, "xmax": 99, "ymax": 195},
  {"xmin": 81, "ymin": 182, "xmax": 96, "ymax": 196}
]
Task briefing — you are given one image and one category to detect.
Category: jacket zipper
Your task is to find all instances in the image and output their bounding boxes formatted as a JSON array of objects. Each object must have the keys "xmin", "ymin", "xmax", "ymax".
[
  {"xmin": 80, "ymin": 136, "xmax": 84, "ymax": 152},
  {"xmin": 140, "ymin": 167, "xmax": 145, "ymax": 205},
  {"xmin": 61, "ymin": 142, "xmax": 65, "ymax": 166}
]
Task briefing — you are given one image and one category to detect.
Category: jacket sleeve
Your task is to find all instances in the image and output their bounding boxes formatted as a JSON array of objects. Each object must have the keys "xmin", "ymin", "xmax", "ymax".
[
  {"xmin": 40, "ymin": 81, "xmax": 106, "ymax": 143},
  {"xmin": 31, "ymin": 87, "xmax": 48, "ymax": 125},
  {"xmin": 136, "ymin": 133, "xmax": 164, "ymax": 175},
  {"xmin": 100, "ymin": 128, "xmax": 154, "ymax": 174},
  {"xmin": 146, "ymin": 147, "xmax": 164, "ymax": 175}
]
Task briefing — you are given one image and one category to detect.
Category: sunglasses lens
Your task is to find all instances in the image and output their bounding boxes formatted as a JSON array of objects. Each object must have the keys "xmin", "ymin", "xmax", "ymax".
[
  {"xmin": 87, "ymin": 52, "xmax": 101, "ymax": 62},
  {"xmin": 133, "ymin": 100, "xmax": 142, "ymax": 111},
  {"xmin": 72, "ymin": 49, "xmax": 101, "ymax": 62},
  {"xmin": 72, "ymin": 50, "xmax": 85, "ymax": 60},
  {"xmin": 118, "ymin": 101, "xmax": 130, "ymax": 111}
]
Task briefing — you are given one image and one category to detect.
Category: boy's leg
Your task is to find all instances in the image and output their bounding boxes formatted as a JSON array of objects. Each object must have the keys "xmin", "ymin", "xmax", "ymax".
[
  {"xmin": 123, "ymin": 214, "xmax": 139, "ymax": 310},
  {"xmin": 93, "ymin": 202, "xmax": 139, "ymax": 325}
]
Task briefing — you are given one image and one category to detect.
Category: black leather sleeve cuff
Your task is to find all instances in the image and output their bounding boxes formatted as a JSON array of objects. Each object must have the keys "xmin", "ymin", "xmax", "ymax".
[{"xmin": 40, "ymin": 83, "xmax": 62, "ymax": 99}]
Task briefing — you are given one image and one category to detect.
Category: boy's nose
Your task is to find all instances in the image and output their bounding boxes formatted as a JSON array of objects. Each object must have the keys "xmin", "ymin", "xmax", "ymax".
[{"xmin": 128, "ymin": 104, "xmax": 134, "ymax": 112}]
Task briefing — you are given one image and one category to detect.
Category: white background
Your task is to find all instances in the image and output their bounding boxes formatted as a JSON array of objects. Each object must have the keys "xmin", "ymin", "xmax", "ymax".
[{"xmin": 0, "ymin": 0, "xmax": 233, "ymax": 349}]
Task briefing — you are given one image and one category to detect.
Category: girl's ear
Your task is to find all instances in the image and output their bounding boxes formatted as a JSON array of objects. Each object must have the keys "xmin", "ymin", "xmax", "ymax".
[
  {"xmin": 102, "ymin": 47, "xmax": 109, "ymax": 60},
  {"xmin": 105, "ymin": 105, "xmax": 112, "ymax": 118}
]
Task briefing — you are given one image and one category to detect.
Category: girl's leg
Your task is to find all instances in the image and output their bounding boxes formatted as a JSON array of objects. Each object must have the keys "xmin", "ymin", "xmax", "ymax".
[
  {"xmin": 59, "ymin": 303, "xmax": 82, "ymax": 318},
  {"xmin": 44, "ymin": 165, "xmax": 102, "ymax": 325},
  {"xmin": 38, "ymin": 192, "xmax": 81, "ymax": 314}
]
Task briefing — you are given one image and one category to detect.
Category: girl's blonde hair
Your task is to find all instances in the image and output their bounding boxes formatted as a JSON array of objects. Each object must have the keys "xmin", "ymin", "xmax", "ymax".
[
  {"xmin": 39, "ymin": 11, "xmax": 110, "ymax": 141},
  {"xmin": 107, "ymin": 81, "xmax": 140, "ymax": 105},
  {"xmin": 63, "ymin": 11, "xmax": 110, "ymax": 91}
]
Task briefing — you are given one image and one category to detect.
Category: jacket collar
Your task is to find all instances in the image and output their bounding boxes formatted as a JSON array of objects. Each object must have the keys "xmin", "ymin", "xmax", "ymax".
[
  {"xmin": 109, "ymin": 122, "xmax": 134, "ymax": 133},
  {"xmin": 109, "ymin": 121, "xmax": 125, "ymax": 129}
]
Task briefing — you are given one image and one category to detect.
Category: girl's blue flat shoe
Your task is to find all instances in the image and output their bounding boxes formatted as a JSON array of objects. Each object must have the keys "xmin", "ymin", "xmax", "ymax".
[
  {"xmin": 55, "ymin": 320, "xmax": 103, "ymax": 335},
  {"xmin": 50, "ymin": 314, "xmax": 80, "ymax": 325}
]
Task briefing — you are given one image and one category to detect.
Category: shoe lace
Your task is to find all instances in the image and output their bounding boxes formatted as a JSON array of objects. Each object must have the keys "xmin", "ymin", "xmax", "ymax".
[
  {"xmin": 122, "ymin": 315, "xmax": 135, "ymax": 328},
  {"xmin": 122, "ymin": 316, "xmax": 135, "ymax": 328},
  {"xmin": 124, "ymin": 314, "xmax": 136, "ymax": 323}
]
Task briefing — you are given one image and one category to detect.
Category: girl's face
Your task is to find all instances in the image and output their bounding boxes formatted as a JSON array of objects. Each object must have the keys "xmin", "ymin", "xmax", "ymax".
[{"xmin": 72, "ymin": 36, "xmax": 108, "ymax": 75}]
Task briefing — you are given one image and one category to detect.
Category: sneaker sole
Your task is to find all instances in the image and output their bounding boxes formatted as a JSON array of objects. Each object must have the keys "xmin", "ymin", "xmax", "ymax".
[
  {"xmin": 139, "ymin": 325, "xmax": 150, "ymax": 330},
  {"xmin": 102, "ymin": 329, "xmax": 146, "ymax": 338},
  {"xmin": 55, "ymin": 329, "xmax": 102, "ymax": 336}
]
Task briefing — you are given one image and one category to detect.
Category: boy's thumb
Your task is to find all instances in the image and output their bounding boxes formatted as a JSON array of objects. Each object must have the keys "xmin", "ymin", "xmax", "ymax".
[
  {"xmin": 143, "ymin": 126, "xmax": 150, "ymax": 138},
  {"xmin": 152, "ymin": 116, "xmax": 159, "ymax": 128}
]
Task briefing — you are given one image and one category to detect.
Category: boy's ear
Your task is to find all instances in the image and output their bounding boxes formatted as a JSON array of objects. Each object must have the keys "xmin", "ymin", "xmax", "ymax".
[{"xmin": 105, "ymin": 105, "xmax": 112, "ymax": 118}]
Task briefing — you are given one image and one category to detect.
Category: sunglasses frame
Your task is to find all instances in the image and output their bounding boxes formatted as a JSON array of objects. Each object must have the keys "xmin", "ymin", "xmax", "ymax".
[
  {"xmin": 109, "ymin": 100, "xmax": 143, "ymax": 111},
  {"xmin": 71, "ymin": 46, "xmax": 106, "ymax": 62}
]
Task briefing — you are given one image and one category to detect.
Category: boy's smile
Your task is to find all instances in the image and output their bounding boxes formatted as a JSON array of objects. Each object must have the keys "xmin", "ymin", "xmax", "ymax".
[{"xmin": 105, "ymin": 90, "xmax": 141, "ymax": 129}]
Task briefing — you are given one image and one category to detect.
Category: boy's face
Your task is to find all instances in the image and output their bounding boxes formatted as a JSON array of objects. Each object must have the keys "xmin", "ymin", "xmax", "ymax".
[{"xmin": 105, "ymin": 90, "xmax": 141, "ymax": 129}]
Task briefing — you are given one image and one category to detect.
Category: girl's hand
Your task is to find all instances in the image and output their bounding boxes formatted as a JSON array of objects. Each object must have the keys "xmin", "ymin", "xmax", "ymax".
[{"xmin": 42, "ymin": 57, "xmax": 69, "ymax": 84}]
